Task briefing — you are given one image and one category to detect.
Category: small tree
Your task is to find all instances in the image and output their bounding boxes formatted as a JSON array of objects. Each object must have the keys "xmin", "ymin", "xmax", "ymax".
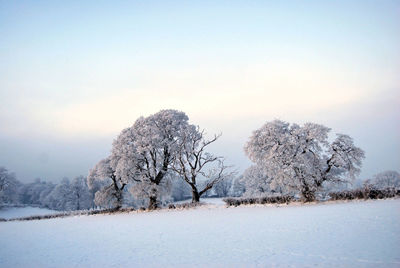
[
  {"xmin": 19, "ymin": 178, "xmax": 54, "ymax": 206},
  {"xmin": 241, "ymin": 165, "xmax": 273, "ymax": 197},
  {"xmin": 0, "ymin": 167, "xmax": 20, "ymax": 205},
  {"xmin": 87, "ymin": 157, "xmax": 127, "ymax": 209},
  {"xmin": 171, "ymin": 128, "xmax": 231, "ymax": 202},
  {"xmin": 370, "ymin": 170, "xmax": 400, "ymax": 189},
  {"xmin": 170, "ymin": 174, "xmax": 192, "ymax": 201},
  {"xmin": 45, "ymin": 178, "xmax": 74, "ymax": 210},
  {"xmin": 70, "ymin": 176, "xmax": 92, "ymax": 210},
  {"xmin": 214, "ymin": 177, "xmax": 233, "ymax": 197},
  {"xmin": 245, "ymin": 120, "xmax": 365, "ymax": 201},
  {"xmin": 231, "ymin": 176, "xmax": 246, "ymax": 197}
]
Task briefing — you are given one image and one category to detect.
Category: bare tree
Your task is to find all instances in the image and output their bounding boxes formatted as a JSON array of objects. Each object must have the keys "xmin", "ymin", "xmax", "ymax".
[{"xmin": 172, "ymin": 128, "xmax": 231, "ymax": 202}]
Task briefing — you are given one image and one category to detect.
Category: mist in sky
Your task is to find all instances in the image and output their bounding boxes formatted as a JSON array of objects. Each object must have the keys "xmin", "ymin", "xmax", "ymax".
[{"xmin": 0, "ymin": 0, "xmax": 399, "ymax": 182}]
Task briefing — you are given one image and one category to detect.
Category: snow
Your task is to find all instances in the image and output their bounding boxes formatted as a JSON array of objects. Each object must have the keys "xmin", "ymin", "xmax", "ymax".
[
  {"xmin": 0, "ymin": 206, "xmax": 58, "ymax": 220},
  {"xmin": 1, "ymin": 199, "xmax": 399, "ymax": 267}
]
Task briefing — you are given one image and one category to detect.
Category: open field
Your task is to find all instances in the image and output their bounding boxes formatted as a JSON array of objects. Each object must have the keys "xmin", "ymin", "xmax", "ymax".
[
  {"xmin": 0, "ymin": 206, "xmax": 58, "ymax": 220},
  {"xmin": 1, "ymin": 199, "xmax": 399, "ymax": 267}
]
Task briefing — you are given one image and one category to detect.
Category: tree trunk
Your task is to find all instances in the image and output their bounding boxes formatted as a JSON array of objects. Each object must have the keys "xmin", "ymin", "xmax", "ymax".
[
  {"xmin": 301, "ymin": 187, "xmax": 315, "ymax": 202},
  {"xmin": 148, "ymin": 195, "xmax": 158, "ymax": 210},
  {"xmin": 192, "ymin": 189, "xmax": 200, "ymax": 203},
  {"xmin": 148, "ymin": 187, "xmax": 158, "ymax": 210},
  {"xmin": 115, "ymin": 192, "xmax": 123, "ymax": 210}
]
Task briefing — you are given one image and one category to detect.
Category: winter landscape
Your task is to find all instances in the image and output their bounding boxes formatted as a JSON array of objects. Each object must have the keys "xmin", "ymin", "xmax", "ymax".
[
  {"xmin": 1, "ymin": 1, "xmax": 399, "ymax": 267},
  {"xmin": 1, "ymin": 199, "xmax": 400, "ymax": 267}
]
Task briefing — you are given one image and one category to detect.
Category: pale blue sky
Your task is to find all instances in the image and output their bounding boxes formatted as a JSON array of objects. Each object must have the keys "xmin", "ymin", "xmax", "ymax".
[{"xmin": 0, "ymin": 0, "xmax": 399, "ymax": 182}]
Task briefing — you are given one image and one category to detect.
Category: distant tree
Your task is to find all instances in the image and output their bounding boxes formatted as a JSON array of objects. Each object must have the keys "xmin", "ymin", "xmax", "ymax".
[
  {"xmin": 231, "ymin": 176, "xmax": 245, "ymax": 197},
  {"xmin": 70, "ymin": 176, "xmax": 92, "ymax": 210},
  {"xmin": 240, "ymin": 165, "xmax": 273, "ymax": 197},
  {"xmin": 86, "ymin": 177, "xmax": 107, "ymax": 209},
  {"xmin": 46, "ymin": 178, "xmax": 74, "ymax": 210},
  {"xmin": 87, "ymin": 157, "xmax": 127, "ymax": 209},
  {"xmin": 370, "ymin": 170, "xmax": 400, "ymax": 189},
  {"xmin": 19, "ymin": 178, "xmax": 54, "ymax": 206},
  {"xmin": 245, "ymin": 120, "xmax": 365, "ymax": 201},
  {"xmin": 214, "ymin": 176, "xmax": 233, "ymax": 197},
  {"xmin": 37, "ymin": 181, "xmax": 56, "ymax": 208},
  {"xmin": 171, "ymin": 128, "xmax": 231, "ymax": 202},
  {"xmin": 111, "ymin": 109, "xmax": 191, "ymax": 209},
  {"xmin": 14, "ymin": 175, "xmax": 93, "ymax": 211},
  {"xmin": 170, "ymin": 174, "xmax": 192, "ymax": 201},
  {"xmin": 0, "ymin": 167, "xmax": 20, "ymax": 204}
]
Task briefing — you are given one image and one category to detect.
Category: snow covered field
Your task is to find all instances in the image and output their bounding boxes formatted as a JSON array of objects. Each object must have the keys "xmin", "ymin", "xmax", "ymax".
[
  {"xmin": 0, "ymin": 206, "xmax": 57, "ymax": 220},
  {"xmin": 1, "ymin": 199, "xmax": 399, "ymax": 267}
]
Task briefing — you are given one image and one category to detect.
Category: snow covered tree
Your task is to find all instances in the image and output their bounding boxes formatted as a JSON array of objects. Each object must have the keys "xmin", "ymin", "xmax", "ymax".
[
  {"xmin": 37, "ymin": 181, "xmax": 56, "ymax": 208},
  {"xmin": 370, "ymin": 170, "xmax": 400, "ymax": 189},
  {"xmin": 19, "ymin": 178, "xmax": 55, "ymax": 206},
  {"xmin": 214, "ymin": 176, "xmax": 233, "ymax": 197},
  {"xmin": 231, "ymin": 176, "xmax": 246, "ymax": 197},
  {"xmin": 245, "ymin": 120, "xmax": 365, "ymax": 201},
  {"xmin": 111, "ymin": 109, "xmax": 191, "ymax": 209},
  {"xmin": 70, "ymin": 176, "xmax": 92, "ymax": 210},
  {"xmin": 241, "ymin": 165, "xmax": 273, "ymax": 197},
  {"xmin": 43, "ymin": 178, "xmax": 74, "ymax": 210},
  {"xmin": 171, "ymin": 127, "xmax": 231, "ymax": 202},
  {"xmin": 0, "ymin": 167, "xmax": 20, "ymax": 205},
  {"xmin": 170, "ymin": 174, "xmax": 192, "ymax": 201},
  {"xmin": 87, "ymin": 157, "xmax": 127, "ymax": 209}
]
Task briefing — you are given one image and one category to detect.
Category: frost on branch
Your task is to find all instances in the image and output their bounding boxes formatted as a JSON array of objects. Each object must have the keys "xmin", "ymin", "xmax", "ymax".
[
  {"xmin": 244, "ymin": 120, "xmax": 365, "ymax": 201},
  {"xmin": 111, "ymin": 109, "xmax": 191, "ymax": 209},
  {"xmin": 171, "ymin": 126, "xmax": 233, "ymax": 202},
  {"xmin": 369, "ymin": 170, "xmax": 400, "ymax": 189},
  {"xmin": 241, "ymin": 165, "xmax": 273, "ymax": 198},
  {"xmin": 87, "ymin": 157, "xmax": 127, "ymax": 209},
  {"xmin": 0, "ymin": 167, "xmax": 20, "ymax": 205}
]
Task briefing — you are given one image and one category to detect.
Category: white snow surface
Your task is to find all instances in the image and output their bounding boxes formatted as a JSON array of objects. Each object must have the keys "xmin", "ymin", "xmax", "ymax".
[
  {"xmin": 0, "ymin": 206, "xmax": 57, "ymax": 220},
  {"xmin": 1, "ymin": 199, "xmax": 399, "ymax": 267}
]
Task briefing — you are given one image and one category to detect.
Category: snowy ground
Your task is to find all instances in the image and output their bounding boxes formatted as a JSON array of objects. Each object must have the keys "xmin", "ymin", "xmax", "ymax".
[
  {"xmin": 0, "ymin": 206, "xmax": 57, "ymax": 220},
  {"xmin": 1, "ymin": 199, "xmax": 399, "ymax": 267}
]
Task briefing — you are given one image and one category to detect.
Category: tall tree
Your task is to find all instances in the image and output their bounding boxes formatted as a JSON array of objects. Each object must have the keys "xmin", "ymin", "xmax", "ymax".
[
  {"xmin": 111, "ymin": 109, "xmax": 190, "ymax": 209},
  {"xmin": 245, "ymin": 120, "xmax": 365, "ymax": 201}
]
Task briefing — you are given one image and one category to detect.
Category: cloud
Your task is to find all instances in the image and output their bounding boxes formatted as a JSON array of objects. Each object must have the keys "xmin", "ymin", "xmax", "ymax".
[{"xmin": 5, "ymin": 57, "xmax": 393, "ymax": 140}]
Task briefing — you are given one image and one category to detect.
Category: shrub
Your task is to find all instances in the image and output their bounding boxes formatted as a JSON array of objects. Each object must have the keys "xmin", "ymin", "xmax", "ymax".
[
  {"xmin": 223, "ymin": 195, "xmax": 294, "ymax": 207},
  {"xmin": 168, "ymin": 202, "xmax": 205, "ymax": 210},
  {"xmin": 328, "ymin": 187, "xmax": 400, "ymax": 201},
  {"xmin": 6, "ymin": 207, "xmax": 136, "ymax": 221}
]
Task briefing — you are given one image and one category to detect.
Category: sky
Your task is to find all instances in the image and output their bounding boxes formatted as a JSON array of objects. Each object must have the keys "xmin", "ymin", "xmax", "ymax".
[{"xmin": 0, "ymin": 0, "xmax": 399, "ymax": 183}]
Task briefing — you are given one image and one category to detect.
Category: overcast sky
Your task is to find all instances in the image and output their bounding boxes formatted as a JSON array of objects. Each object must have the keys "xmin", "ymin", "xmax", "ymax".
[{"xmin": 0, "ymin": 0, "xmax": 399, "ymax": 183}]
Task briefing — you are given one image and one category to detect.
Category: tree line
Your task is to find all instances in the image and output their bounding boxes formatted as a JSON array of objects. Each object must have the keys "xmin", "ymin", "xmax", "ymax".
[{"xmin": 1, "ymin": 110, "xmax": 399, "ymax": 211}]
